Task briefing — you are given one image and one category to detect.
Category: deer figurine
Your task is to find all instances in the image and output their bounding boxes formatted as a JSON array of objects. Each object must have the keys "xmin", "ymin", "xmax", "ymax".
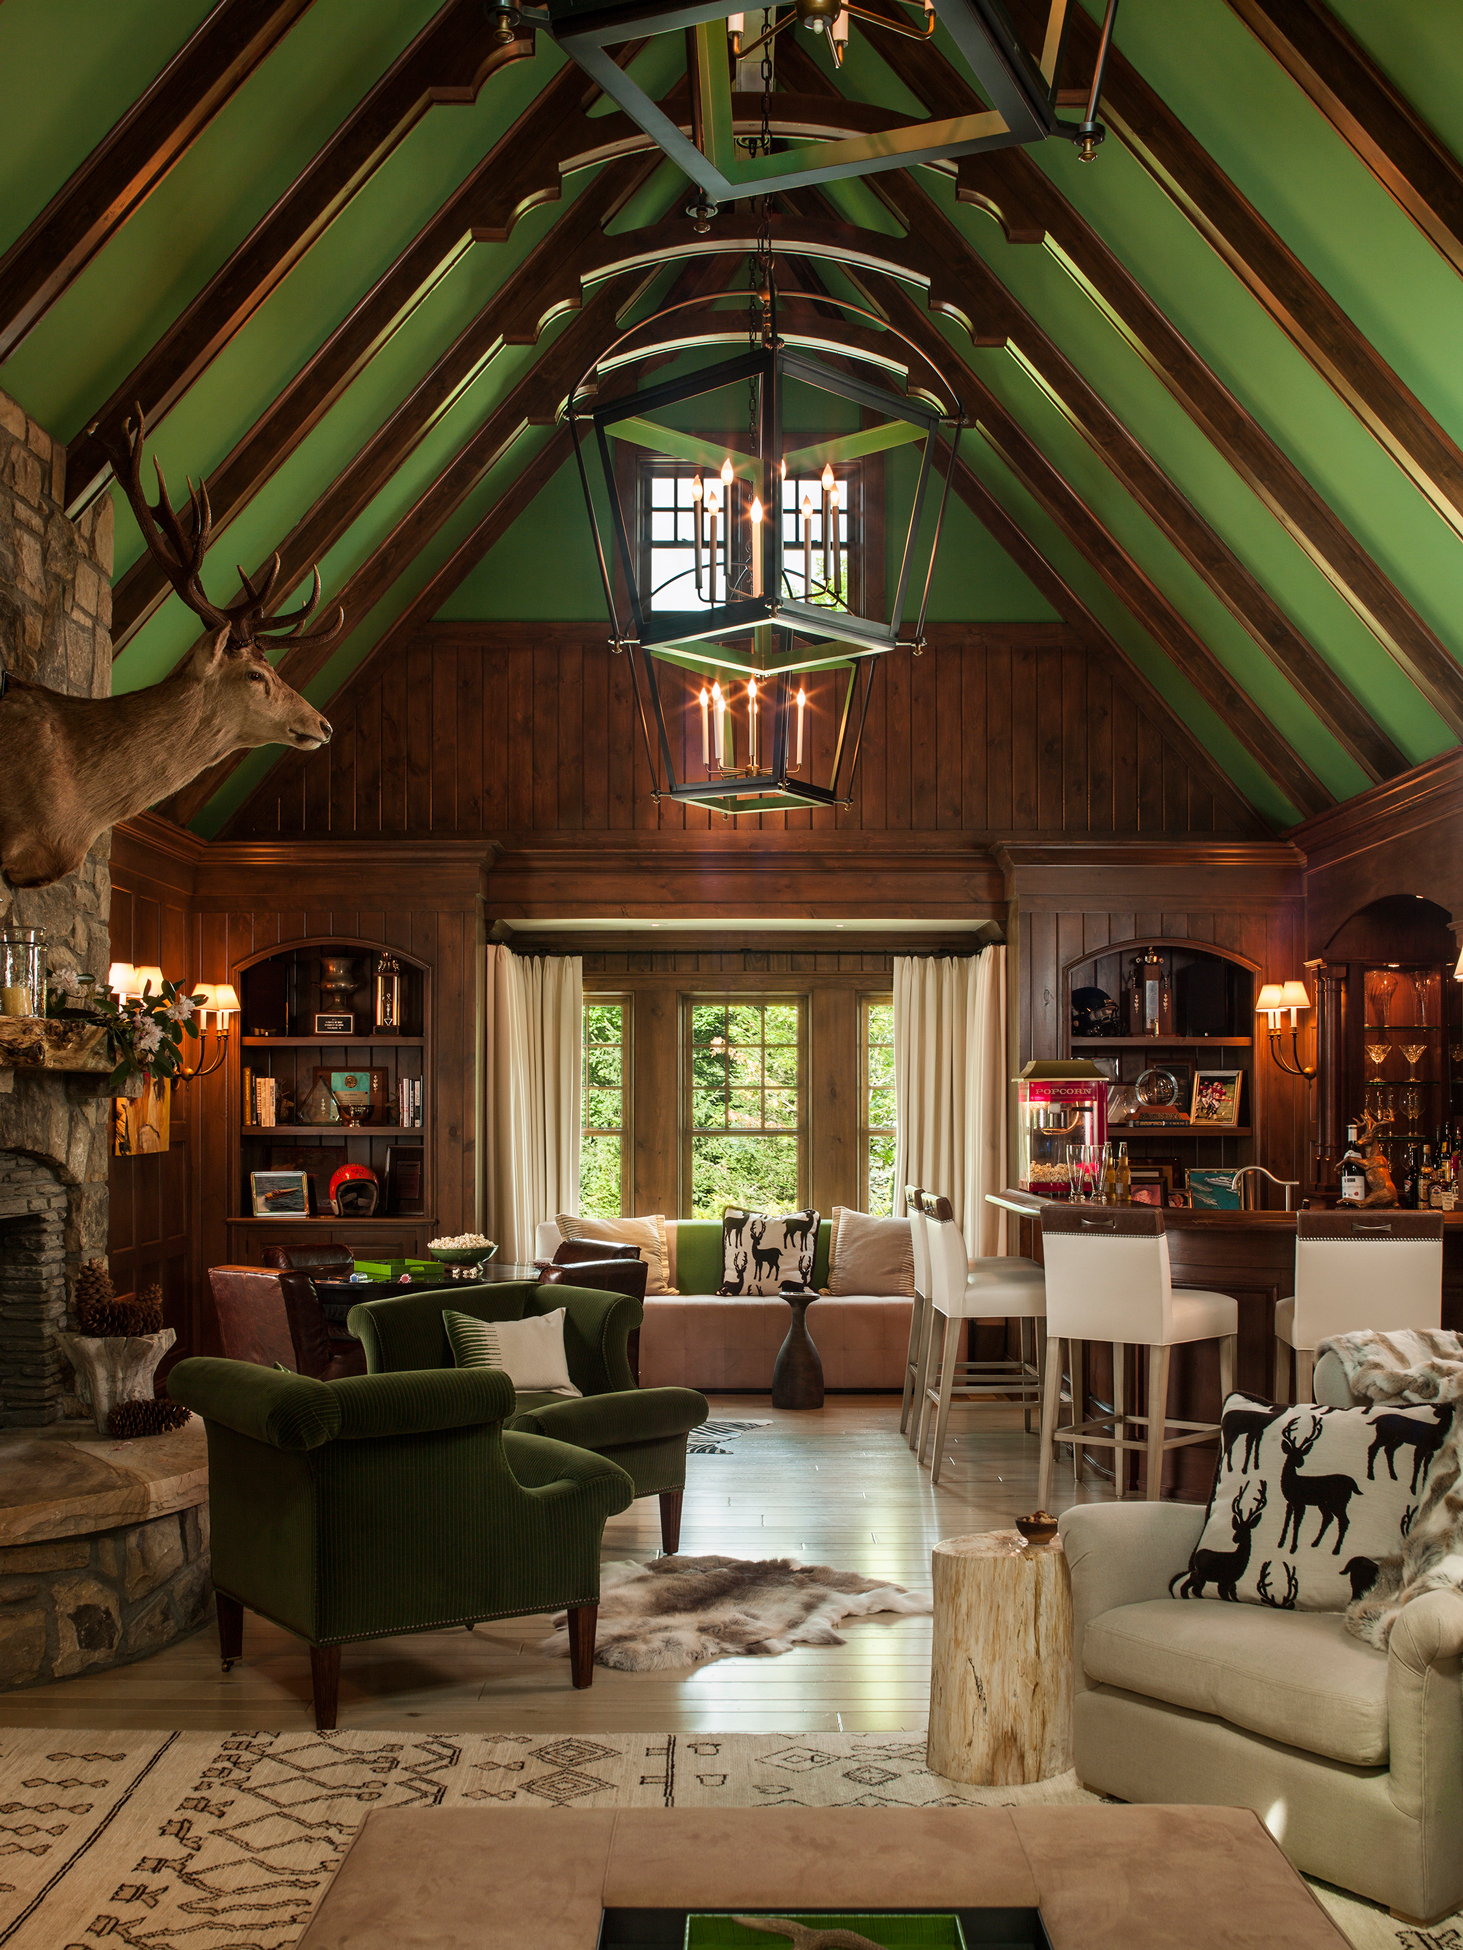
[
  {"xmin": 0, "ymin": 407, "xmax": 341, "ymax": 888},
  {"xmin": 1277, "ymin": 1414, "xmax": 1360, "ymax": 1556},
  {"xmin": 1169, "ymin": 1481, "xmax": 1267, "ymax": 1601}
]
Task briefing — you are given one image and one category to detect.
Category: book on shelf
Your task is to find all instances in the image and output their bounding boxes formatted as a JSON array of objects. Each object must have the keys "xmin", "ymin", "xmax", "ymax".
[
  {"xmin": 396, "ymin": 1076, "xmax": 423, "ymax": 1129},
  {"xmin": 242, "ymin": 1066, "xmax": 253, "ymax": 1125}
]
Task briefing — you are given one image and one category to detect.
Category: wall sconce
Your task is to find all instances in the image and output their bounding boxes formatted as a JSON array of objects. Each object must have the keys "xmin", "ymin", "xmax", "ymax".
[
  {"xmin": 1256, "ymin": 980, "xmax": 1317, "ymax": 1081},
  {"xmin": 176, "ymin": 982, "xmax": 239, "ymax": 1082}
]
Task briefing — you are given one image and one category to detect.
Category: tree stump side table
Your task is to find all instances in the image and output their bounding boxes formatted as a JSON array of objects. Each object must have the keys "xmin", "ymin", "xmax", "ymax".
[
  {"xmin": 927, "ymin": 1528, "xmax": 1073, "ymax": 1786},
  {"xmin": 771, "ymin": 1293, "xmax": 824, "ymax": 1409}
]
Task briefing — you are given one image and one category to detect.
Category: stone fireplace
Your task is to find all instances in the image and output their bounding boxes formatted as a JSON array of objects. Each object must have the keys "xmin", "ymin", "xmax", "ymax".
[{"xmin": 0, "ymin": 1155, "xmax": 69, "ymax": 1425}]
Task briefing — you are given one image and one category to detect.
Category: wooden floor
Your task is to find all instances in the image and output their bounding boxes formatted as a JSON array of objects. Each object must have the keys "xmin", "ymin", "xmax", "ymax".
[{"xmin": 3, "ymin": 1394, "xmax": 1114, "ymax": 1734}]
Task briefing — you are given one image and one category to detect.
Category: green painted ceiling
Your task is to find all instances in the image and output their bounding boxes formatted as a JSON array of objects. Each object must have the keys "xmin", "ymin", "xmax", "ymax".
[{"xmin": 1, "ymin": 0, "xmax": 1460, "ymax": 837}]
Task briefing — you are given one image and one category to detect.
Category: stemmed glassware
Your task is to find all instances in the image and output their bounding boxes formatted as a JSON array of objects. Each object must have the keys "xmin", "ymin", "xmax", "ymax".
[
  {"xmin": 1401, "ymin": 1042, "xmax": 1427, "ymax": 1082},
  {"xmin": 1370, "ymin": 972, "xmax": 1398, "ymax": 1027},
  {"xmin": 1364, "ymin": 1042, "xmax": 1390, "ymax": 1087}
]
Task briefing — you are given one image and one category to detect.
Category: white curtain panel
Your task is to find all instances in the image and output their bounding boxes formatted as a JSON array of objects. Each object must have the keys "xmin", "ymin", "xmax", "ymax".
[
  {"xmin": 892, "ymin": 946, "xmax": 1007, "ymax": 1255},
  {"xmin": 479, "ymin": 944, "xmax": 582, "ymax": 1263}
]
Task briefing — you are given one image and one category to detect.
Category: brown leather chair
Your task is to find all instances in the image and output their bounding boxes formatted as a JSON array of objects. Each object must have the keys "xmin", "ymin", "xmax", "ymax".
[
  {"xmin": 261, "ymin": 1243, "xmax": 354, "ymax": 1277},
  {"xmin": 207, "ymin": 1265, "xmax": 367, "ymax": 1381},
  {"xmin": 535, "ymin": 1248, "xmax": 650, "ymax": 1382}
]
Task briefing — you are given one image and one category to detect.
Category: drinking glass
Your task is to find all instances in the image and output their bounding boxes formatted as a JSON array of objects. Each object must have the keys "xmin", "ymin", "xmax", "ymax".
[
  {"xmin": 1414, "ymin": 973, "xmax": 1432, "ymax": 1029},
  {"xmin": 1401, "ymin": 1042, "xmax": 1427, "ymax": 1081},
  {"xmin": 1364, "ymin": 1042, "xmax": 1389, "ymax": 1086},
  {"xmin": 1370, "ymin": 973, "xmax": 1398, "ymax": 1027},
  {"xmin": 1401, "ymin": 1086, "xmax": 1421, "ymax": 1128}
]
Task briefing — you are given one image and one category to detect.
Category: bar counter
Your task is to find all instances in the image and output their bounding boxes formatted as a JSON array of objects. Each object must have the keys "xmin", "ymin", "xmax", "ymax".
[{"xmin": 989, "ymin": 1189, "xmax": 1463, "ymax": 1498}]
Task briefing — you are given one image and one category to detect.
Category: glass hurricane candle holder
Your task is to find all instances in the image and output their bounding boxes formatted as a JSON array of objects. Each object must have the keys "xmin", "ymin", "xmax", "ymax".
[{"xmin": 0, "ymin": 927, "xmax": 47, "ymax": 1017}]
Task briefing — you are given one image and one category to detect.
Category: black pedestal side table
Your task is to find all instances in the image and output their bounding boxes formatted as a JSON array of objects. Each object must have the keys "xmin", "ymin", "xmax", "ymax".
[{"xmin": 772, "ymin": 1290, "xmax": 824, "ymax": 1409}]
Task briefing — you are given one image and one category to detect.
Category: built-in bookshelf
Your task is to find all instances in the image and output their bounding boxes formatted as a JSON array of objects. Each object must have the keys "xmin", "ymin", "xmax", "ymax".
[{"xmin": 224, "ymin": 938, "xmax": 434, "ymax": 1263}]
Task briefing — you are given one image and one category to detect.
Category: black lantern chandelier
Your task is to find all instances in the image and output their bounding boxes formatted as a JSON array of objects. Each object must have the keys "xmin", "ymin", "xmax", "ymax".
[{"xmin": 566, "ymin": 270, "xmax": 963, "ymax": 816}]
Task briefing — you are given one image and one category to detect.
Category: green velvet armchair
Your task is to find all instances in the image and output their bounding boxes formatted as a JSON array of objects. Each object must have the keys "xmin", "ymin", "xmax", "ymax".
[
  {"xmin": 348, "ymin": 1279, "xmax": 708, "ymax": 1552},
  {"xmin": 167, "ymin": 1357, "xmax": 634, "ymax": 1729}
]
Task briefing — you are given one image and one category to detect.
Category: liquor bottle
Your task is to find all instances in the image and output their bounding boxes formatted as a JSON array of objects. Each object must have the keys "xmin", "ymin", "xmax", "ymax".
[
  {"xmin": 1420, "ymin": 1143, "xmax": 1435, "ymax": 1209},
  {"xmin": 1116, "ymin": 1142, "xmax": 1132, "ymax": 1204},
  {"xmin": 1401, "ymin": 1146, "xmax": 1420, "ymax": 1209}
]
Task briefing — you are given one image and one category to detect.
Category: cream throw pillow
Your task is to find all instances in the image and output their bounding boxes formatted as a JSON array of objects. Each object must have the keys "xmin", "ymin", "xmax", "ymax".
[
  {"xmin": 444, "ymin": 1308, "xmax": 580, "ymax": 1397},
  {"xmin": 826, "ymin": 1206, "xmax": 915, "ymax": 1296},
  {"xmin": 556, "ymin": 1211, "xmax": 671, "ymax": 1294}
]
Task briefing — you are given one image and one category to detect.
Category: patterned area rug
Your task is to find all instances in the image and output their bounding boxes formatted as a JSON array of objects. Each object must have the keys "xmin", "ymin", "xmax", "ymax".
[
  {"xmin": 687, "ymin": 1420, "xmax": 771, "ymax": 1454},
  {"xmin": 0, "ymin": 1728, "xmax": 1445, "ymax": 1950}
]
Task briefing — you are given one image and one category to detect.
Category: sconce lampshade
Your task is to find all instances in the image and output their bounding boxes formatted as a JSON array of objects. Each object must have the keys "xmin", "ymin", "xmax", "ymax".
[
  {"xmin": 1254, "ymin": 984, "xmax": 1286, "ymax": 1015},
  {"xmin": 1279, "ymin": 981, "xmax": 1312, "ymax": 1013},
  {"xmin": 1455, "ymin": 946, "xmax": 1463, "ymax": 979},
  {"xmin": 107, "ymin": 962, "xmax": 137, "ymax": 996},
  {"xmin": 210, "ymin": 983, "xmax": 241, "ymax": 1016},
  {"xmin": 132, "ymin": 965, "xmax": 166, "ymax": 996}
]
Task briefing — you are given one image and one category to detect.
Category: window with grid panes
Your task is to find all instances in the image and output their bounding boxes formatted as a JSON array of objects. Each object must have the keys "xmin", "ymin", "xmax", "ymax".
[
  {"xmin": 581, "ymin": 1001, "xmax": 630, "ymax": 1218},
  {"xmin": 684, "ymin": 999, "xmax": 804, "ymax": 1216},
  {"xmin": 862, "ymin": 995, "xmax": 896, "ymax": 1215},
  {"xmin": 641, "ymin": 462, "xmax": 860, "ymax": 613}
]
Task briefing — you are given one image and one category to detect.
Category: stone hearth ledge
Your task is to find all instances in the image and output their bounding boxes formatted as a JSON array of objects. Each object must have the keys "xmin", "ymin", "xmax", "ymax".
[{"xmin": 0, "ymin": 1418, "xmax": 206, "ymax": 1546}]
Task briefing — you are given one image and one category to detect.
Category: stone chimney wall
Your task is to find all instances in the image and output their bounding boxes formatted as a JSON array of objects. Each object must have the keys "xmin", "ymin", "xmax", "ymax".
[{"xmin": 0, "ymin": 385, "xmax": 115, "ymax": 1422}]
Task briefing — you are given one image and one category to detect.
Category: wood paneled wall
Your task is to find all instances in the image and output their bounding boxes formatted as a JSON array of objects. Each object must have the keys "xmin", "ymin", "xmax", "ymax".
[{"xmin": 229, "ymin": 622, "xmax": 1262, "ymax": 842}]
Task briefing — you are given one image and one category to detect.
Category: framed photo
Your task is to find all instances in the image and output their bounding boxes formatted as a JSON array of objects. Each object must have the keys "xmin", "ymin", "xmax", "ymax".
[
  {"xmin": 250, "ymin": 1169, "xmax": 311, "ymax": 1217},
  {"xmin": 1190, "ymin": 1068, "xmax": 1243, "ymax": 1127},
  {"xmin": 385, "ymin": 1143, "xmax": 426, "ymax": 1217},
  {"xmin": 1188, "ymin": 1167, "xmax": 1244, "ymax": 1211},
  {"xmin": 314, "ymin": 1011, "xmax": 354, "ymax": 1035},
  {"xmin": 1129, "ymin": 1177, "xmax": 1165, "ymax": 1208},
  {"xmin": 312, "ymin": 1065, "xmax": 389, "ymax": 1121}
]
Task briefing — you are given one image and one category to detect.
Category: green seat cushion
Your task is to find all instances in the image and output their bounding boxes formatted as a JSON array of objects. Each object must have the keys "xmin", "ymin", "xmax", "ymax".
[
  {"xmin": 507, "ymin": 1386, "xmax": 709, "ymax": 1450},
  {"xmin": 672, "ymin": 1219, "xmax": 832, "ymax": 1293}
]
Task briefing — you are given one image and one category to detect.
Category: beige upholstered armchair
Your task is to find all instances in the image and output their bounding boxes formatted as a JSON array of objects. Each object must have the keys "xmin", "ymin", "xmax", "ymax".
[{"xmin": 1059, "ymin": 1499, "xmax": 1463, "ymax": 1924}]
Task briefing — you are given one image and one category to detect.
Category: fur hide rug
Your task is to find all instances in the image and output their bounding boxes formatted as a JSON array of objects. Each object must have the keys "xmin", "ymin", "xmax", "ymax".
[
  {"xmin": 1318, "ymin": 1328, "xmax": 1463, "ymax": 1649},
  {"xmin": 541, "ymin": 1554, "xmax": 932, "ymax": 1671}
]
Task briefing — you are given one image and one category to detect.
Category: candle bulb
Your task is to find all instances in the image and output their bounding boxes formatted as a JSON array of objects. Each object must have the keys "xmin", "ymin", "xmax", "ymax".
[
  {"xmin": 747, "ymin": 675, "xmax": 759, "ymax": 768},
  {"xmin": 795, "ymin": 685, "xmax": 806, "ymax": 768},
  {"xmin": 720, "ymin": 457, "xmax": 733, "ymax": 490},
  {"xmin": 749, "ymin": 495, "xmax": 763, "ymax": 598},
  {"xmin": 830, "ymin": 479, "xmax": 842, "ymax": 600},
  {"xmin": 712, "ymin": 680, "xmax": 726, "ymax": 764},
  {"xmin": 820, "ymin": 463, "xmax": 835, "ymax": 586},
  {"xmin": 707, "ymin": 489, "xmax": 719, "ymax": 607},
  {"xmin": 692, "ymin": 472, "xmax": 704, "ymax": 595},
  {"xmin": 699, "ymin": 685, "xmax": 710, "ymax": 766},
  {"xmin": 801, "ymin": 493, "xmax": 813, "ymax": 596}
]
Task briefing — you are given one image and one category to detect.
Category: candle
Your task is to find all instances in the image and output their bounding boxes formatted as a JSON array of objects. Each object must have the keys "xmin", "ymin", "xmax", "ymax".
[
  {"xmin": 699, "ymin": 686, "xmax": 710, "ymax": 765},
  {"xmin": 712, "ymin": 681, "xmax": 726, "ymax": 764},
  {"xmin": 801, "ymin": 494, "xmax": 813, "ymax": 595},
  {"xmin": 692, "ymin": 472, "xmax": 704, "ymax": 595},
  {"xmin": 1, "ymin": 985, "xmax": 32, "ymax": 1017},
  {"xmin": 747, "ymin": 676, "xmax": 759, "ymax": 767},
  {"xmin": 795, "ymin": 685, "xmax": 806, "ymax": 768},
  {"xmin": 706, "ymin": 489, "xmax": 719, "ymax": 606},
  {"xmin": 821, "ymin": 463, "xmax": 834, "ymax": 586},
  {"xmin": 830, "ymin": 478, "xmax": 842, "ymax": 599},
  {"xmin": 720, "ymin": 457, "xmax": 733, "ymax": 490},
  {"xmin": 728, "ymin": 9, "xmax": 743, "ymax": 53},
  {"xmin": 750, "ymin": 495, "xmax": 763, "ymax": 598}
]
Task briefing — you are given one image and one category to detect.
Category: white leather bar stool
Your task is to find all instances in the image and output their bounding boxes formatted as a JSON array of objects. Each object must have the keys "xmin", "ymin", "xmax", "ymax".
[
  {"xmin": 916, "ymin": 1195, "xmax": 1047, "ymax": 1484},
  {"xmin": 900, "ymin": 1185, "xmax": 931, "ymax": 1447},
  {"xmin": 1275, "ymin": 1208, "xmax": 1443, "ymax": 1403},
  {"xmin": 1038, "ymin": 1204, "xmax": 1238, "ymax": 1506}
]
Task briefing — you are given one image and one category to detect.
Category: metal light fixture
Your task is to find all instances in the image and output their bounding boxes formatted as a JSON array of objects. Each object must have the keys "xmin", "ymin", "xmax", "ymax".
[
  {"xmin": 567, "ymin": 272, "xmax": 963, "ymax": 815},
  {"xmin": 531, "ymin": 0, "xmax": 1121, "ymax": 210},
  {"xmin": 1256, "ymin": 979, "xmax": 1316, "ymax": 1082},
  {"xmin": 173, "ymin": 981, "xmax": 239, "ymax": 1083}
]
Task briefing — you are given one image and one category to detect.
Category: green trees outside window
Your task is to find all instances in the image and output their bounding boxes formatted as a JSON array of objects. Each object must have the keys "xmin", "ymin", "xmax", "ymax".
[
  {"xmin": 863, "ymin": 996, "xmax": 895, "ymax": 1215},
  {"xmin": 581, "ymin": 1000, "xmax": 629, "ymax": 1218},
  {"xmin": 685, "ymin": 999, "xmax": 804, "ymax": 1216}
]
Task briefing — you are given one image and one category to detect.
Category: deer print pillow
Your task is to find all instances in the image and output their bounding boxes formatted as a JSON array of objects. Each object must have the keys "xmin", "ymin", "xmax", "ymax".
[
  {"xmin": 1171, "ymin": 1390, "xmax": 1454, "ymax": 1612},
  {"xmin": 719, "ymin": 1208, "xmax": 820, "ymax": 1296}
]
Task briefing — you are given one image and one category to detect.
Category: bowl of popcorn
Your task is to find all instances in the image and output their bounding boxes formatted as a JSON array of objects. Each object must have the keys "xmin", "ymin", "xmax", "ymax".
[{"xmin": 426, "ymin": 1232, "xmax": 498, "ymax": 1273}]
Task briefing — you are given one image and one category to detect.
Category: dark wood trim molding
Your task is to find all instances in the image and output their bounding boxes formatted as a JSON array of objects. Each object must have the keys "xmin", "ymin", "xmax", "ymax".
[
  {"xmin": 0, "ymin": 0, "xmax": 315, "ymax": 363},
  {"xmin": 994, "ymin": 838, "xmax": 1305, "ymax": 912},
  {"xmin": 64, "ymin": 0, "xmax": 536, "ymax": 511},
  {"xmin": 1227, "ymin": 0, "xmax": 1463, "ymax": 280}
]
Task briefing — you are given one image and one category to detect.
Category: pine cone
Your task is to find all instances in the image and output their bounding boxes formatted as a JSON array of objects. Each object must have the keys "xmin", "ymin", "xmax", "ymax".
[
  {"xmin": 78, "ymin": 1297, "xmax": 134, "ymax": 1335},
  {"xmin": 129, "ymin": 1286, "xmax": 165, "ymax": 1335},
  {"xmin": 74, "ymin": 1258, "xmax": 115, "ymax": 1329},
  {"xmin": 108, "ymin": 1398, "xmax": 191, "ymax": 1440}
]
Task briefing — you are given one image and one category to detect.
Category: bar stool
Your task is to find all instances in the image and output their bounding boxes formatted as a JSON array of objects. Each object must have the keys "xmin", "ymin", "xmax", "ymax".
[
  {"xmin": 917, "ymin": 1195, "xmax": 1047, "ymax": 1484},
  {"xmin": 1038, "ymin": 1204, "xmax": 1238, "ymax": 1506},
  {"xmin": 1275, "ymin": 1209, "xmax": 1443, "ymax": 1403},
  {"xmin": 900, "ymin": 1185, "xmax": 930, "ymax": 1447}
]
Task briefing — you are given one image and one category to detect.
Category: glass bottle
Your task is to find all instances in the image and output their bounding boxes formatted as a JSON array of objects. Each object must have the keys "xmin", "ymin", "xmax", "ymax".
[
  {"xmin": 1102, "ymin": 1144, "xmax": 1117, "ymax": 1204},
  {"xmin": 1116, "ymin": 1142, "xmax": 1131, "ymax": 1204}
]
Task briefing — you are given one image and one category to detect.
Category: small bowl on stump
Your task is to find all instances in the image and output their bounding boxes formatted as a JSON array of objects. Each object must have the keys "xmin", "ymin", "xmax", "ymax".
[{"xmin": 1015, "ymin": 1510, "xmax": 1059, "ymax": 1546}]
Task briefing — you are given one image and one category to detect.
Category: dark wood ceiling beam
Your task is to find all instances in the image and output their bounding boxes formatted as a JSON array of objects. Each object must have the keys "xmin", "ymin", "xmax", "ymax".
[
  {"xmin": 0, "ymin": 0, "xmax": 316, "ymax": 362},
  {"xmin": 1000, "ymin": 0, "xmax": 1463, "ymax": 545},
  {"xmin": 64, "ymin": 0, "xmax": 536, "ymax": 513},
  {"xmin": 787, "ymin": 32, "xmax": 1463, "ymax": 740},
  {"xmin": 1226, "ymin": 0, "xmax": 1463, "ymax": 279},
  {"xmin": 863, "ymin": 273, "xmax": 1331, "ymax": 819},
  {"xmin": 110, "ymin": 56, "xmax": 627, "ymax": 650},
  {"xmin": 870, "ymin": 173, "xmax": 1405, "ymax": 782}
]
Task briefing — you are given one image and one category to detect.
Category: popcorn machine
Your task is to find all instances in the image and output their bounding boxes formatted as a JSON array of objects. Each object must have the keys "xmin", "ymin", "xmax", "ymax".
[{"xmin": 1016, "ymin": 1060, "xmax": 1110, "ymax": 1196}]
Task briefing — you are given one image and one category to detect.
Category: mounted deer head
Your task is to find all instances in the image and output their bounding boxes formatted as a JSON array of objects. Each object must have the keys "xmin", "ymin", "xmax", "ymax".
[{"xmin": 0, "ymin": 407, "xmax": 341, "ymax": 889}]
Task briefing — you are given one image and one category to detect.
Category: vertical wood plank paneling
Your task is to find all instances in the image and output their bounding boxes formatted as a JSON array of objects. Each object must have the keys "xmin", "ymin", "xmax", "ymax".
[
  {"xmin": 432, "ymin": 634, "xmax": 458, "ymax": 832},
  {"xmin": 909, "ymin": 640, "xmax": 938, "ymax": 831},
  {"xmin": 406, "ymin": 635, "xmax": 433, "ymax": 832},
  {"xmin": 457, "ymin": 639, "xmax": 482, "ymax": 833},
  {"xmin": 354, "ymin": 675, "xmax": 382, "ymax": 837}
]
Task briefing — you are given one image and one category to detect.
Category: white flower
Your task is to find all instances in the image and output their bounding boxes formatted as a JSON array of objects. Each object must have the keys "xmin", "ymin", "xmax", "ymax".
[
  {"xmin": 133, "ymin": 1018, "xmax": 164, "ymax": 1055},
  {"xmin": 50, "ymin": 968, "xmax": 84, "ymax": 997},
  {"xmin": 165, "ymin": 995, "xmax": 197, "ymax": 1023}
]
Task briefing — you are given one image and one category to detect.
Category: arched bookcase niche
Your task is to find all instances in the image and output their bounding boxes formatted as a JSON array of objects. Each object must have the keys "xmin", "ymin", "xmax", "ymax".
[
  {"xmin": 224, "ymin": 935, "xmax": 435, "ymax": 1265},
  {"xmin": 1061, "ymin": 936, "xmax": 1261, "ymax": 1191}
]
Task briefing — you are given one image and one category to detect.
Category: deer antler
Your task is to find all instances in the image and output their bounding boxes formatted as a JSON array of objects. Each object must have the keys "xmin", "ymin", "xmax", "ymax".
[{"xmin": 95, "ymin": 405, "xmax": 344, "ymax": 655}]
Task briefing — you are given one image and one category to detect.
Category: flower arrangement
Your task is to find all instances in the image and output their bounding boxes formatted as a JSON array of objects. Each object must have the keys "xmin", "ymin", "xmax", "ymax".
[{"xmin": 47, "ymin": 966, "xmax": 203, "ymax": 1093}]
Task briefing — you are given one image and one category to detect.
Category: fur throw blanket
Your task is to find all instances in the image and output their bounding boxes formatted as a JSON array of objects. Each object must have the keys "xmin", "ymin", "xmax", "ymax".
[
  {"xmin": 542, "ymin": 1554, "xmax": 932, "ymax": 1671},
  {"xmin": 1317, "ymin": 1328, "xmax": 1463, "ymax": 1648}
]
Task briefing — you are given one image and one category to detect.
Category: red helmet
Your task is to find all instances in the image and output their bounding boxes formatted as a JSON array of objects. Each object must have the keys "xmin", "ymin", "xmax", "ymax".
[{"xmin": 330, "ymin": 1164, "xmax": 379, "ymax": 1217}]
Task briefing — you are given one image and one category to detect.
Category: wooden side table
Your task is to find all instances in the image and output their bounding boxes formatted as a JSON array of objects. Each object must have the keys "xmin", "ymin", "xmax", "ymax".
[{"xmin": 927, "ymin": 1528, "xmax": 1073, "ymax": 1786}]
